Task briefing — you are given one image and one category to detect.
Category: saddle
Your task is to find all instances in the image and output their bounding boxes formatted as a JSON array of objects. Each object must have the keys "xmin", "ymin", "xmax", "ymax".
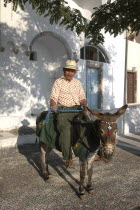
[{"xmin": 36, "ymin": 111, "xmax": 100, "ymax": 161}]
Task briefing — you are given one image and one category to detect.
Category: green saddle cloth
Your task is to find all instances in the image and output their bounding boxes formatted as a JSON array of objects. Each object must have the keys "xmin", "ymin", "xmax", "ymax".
[
  {"xmin": 36, "ymin": 112, "xmax": 61, "ymax": 151},
  {"xmin": 36, "ymin": 112, "xmax": 94, "ymax": 161}
]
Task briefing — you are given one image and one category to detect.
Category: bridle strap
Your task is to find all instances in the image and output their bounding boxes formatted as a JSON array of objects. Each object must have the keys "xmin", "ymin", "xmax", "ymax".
[
  {"xmin": 86, "ymin": 107, "xmax": 94, "ymax": 115},
  {"xmin": 82, "ymin": 111, "xmax": 100, "ymax": 141},
  {"xmin": 85, "ymin": 108, "xmax": 100, "ymax": 139}
]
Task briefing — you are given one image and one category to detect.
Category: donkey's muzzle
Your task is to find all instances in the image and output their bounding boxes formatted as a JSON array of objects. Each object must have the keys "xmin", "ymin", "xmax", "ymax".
[{"xmin": 101, "ymin": 144, "xmax": 115, "ymax": 162}]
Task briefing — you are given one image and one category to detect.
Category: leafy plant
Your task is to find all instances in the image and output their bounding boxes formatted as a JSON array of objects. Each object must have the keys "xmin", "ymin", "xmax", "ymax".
[{"xmin": 4, "ymin": 0, "xmax": 140, "ymax": 44}]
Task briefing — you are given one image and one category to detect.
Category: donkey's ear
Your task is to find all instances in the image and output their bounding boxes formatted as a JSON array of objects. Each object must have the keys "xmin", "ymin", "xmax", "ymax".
[
  {"xmin": 114, "ymin": 104, "xmax": 128, "ymax": 119},
  {"xmin": 88, "ymin": 110, "xmax": 104, "ymax": 119}
]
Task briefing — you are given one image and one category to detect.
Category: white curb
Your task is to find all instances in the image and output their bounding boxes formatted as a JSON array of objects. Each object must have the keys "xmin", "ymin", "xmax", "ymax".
[{"xmin": 0, "ymin": 134, "xmax": 36, "ymax": 149}]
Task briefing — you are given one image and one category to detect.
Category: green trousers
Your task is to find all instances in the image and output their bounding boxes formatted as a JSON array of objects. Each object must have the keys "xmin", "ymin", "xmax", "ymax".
[
  {"xmin": 37, "ymin": 108, "xmax": 92, "ymax": 161},
  {"xmin": 57, "ymin": 106, "xmax": 81, "ymax": 160}
]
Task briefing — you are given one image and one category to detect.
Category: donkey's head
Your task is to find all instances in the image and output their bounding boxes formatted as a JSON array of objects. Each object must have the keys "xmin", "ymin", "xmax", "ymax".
[{"xmin": 88, "ymin": 105, "xmax": 128, "ymax": 162}]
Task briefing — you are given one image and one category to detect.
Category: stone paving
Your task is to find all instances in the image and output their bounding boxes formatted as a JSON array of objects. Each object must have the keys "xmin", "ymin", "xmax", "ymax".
[{"xmin": 0, "ymin": 141, "xmax": 140, "ymax": 210}]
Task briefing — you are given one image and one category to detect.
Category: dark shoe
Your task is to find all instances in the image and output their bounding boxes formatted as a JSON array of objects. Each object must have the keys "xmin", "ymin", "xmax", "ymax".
[{"xmin": 66, "ymin": 159, "xmax": 74, "ymax": 168}]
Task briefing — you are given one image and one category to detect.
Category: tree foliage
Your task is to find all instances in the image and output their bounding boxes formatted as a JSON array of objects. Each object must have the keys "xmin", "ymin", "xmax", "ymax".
[
  {"xmin": 86, "ymin": 0, "xmax": 140, "ymax": 44},
  {"xmin": 3, "ymin": 0, "xmax": 140, "ymax": 44}
]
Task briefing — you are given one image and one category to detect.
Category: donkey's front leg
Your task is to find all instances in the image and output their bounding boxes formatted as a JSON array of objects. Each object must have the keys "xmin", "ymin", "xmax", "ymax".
[
  {"xmin": 40, "ymin": 142, "xmax": 52, "ymax": 181},
  {"xmin": 86, "ymin": 152, "xmax": 97, "ymax": 194},
  {"xmin": 87, "ymin": 162, "xmax": 95, "ymax": 194},
  {"xmin": 79, "ymin": 160, "xmax": 86, "ymax": 199}
]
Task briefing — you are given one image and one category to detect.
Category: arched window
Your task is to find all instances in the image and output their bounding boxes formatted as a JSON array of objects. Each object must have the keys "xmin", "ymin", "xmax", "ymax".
[{"xmin": 80, "ymin": 45, "xmax": 107, "ymax": 63}]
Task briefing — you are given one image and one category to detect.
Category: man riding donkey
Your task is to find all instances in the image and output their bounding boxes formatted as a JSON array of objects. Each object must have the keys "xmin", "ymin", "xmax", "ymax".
[{"xmin": 50, "ymin": 59, "xmax": 100, "ymax": 168}]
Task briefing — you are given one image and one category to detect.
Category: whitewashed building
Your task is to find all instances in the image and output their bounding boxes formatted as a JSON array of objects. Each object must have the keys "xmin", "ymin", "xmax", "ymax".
[{"xmin": 0, "ymin": 0, "xmax": 140, "ymax": 134}]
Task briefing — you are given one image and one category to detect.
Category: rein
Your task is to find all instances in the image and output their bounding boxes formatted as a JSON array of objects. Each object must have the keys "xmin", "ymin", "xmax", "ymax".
[
  {"xmin": 83, "ymin": 111, "xmax": 101, "ymax": 141},
  {"xmin": 75, "ymin": 111, "xmax": 100, "ymax": 152},
  {"xmin": 45, "ymin": 108, "xmax": 83, "ymax": 124}
]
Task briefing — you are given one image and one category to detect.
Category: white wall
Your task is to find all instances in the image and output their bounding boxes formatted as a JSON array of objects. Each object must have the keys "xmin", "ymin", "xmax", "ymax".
[
  {"xmin": 0, "ymin": 0, "xmax": 82, "ymax": 130},
  {"xmin": 72, "ymin": 0, "xmax": 102, "ymax": 20},
  {"xmin": 0, "ymin": 0, "xmax": 139, "ymax": 135},
  {"xmin": 124, "ymin": 41, "xmax": 140, "ymax": 134},
  {"xmin": 30, "ymin": 34, "xmax": 70, "ymax": 114},
  {"xmin": 101, "ymin": 32, "xmax": 126, "ymax": 110}
]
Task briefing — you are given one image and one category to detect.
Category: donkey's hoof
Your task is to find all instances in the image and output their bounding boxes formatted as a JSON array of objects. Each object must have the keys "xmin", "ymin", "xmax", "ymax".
[
  {"xmin": 87, "ymin": 185, "xmax": 95, "ymax": 195},
  {"xmin": 79, "ymin": 194, "xmax": 86, "ymax": 200},
  {"xmin": 79, "ymin": 193, "xmax": 86, "ymax": 200},
  {"xmin": 88, "ymin": 189, "xmax": 95, "ymax": 195},
  {"xmin": 43, "ymin": 173, "xmax": 50, "ymax": 181}
]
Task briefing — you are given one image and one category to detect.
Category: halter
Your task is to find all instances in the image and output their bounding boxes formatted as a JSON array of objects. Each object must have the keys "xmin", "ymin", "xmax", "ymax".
[
  {"xmin": 101, "ymin": 121, "xmax": 117, "ymax": 136},
  {"xmin": 98, "ymin": 120, "xmax": 117, "ymax": 162}
]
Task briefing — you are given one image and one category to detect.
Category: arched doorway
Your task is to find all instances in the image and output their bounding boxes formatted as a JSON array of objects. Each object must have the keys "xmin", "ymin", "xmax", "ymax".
[
  {"xmin": 80, "ymin": 45, "xmax": 109, "ymax": 109},
  {"xmin": 29, "ymin": 31, "xmax": 72, "ymax": 114}
]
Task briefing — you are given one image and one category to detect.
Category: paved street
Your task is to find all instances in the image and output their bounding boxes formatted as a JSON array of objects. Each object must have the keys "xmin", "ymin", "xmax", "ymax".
[{"xmin": 0, "ymin": 140, "xmax": 140, "ymax": 210}]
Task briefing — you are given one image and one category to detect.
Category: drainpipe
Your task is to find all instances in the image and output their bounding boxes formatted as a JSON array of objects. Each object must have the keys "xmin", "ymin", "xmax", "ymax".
[
  {"xmin": 123, "ymin": 30, "xmax": 128, "ymax": 135},
  {"xmin": 83, "ymin": 32, "xmax": 87, "ymax": 99}
]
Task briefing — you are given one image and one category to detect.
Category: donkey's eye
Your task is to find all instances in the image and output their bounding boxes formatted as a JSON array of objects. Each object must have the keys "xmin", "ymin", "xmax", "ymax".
[{"xmin": 100, "ymin": 129, "xmax": 105, "ymax": 135}]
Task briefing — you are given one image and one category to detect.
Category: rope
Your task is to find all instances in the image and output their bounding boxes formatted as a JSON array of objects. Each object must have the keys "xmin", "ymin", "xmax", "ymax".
[
  {"xmin": 45, "ymin": 108, "xmax": 54, "ymax": 123},
  {"xmin": 57, "ymin": 110, "xmax": 83, "ymax": 112},
  {"xmin": 45, "ymin": 109, "xmax": 83, "ymax": 124}
]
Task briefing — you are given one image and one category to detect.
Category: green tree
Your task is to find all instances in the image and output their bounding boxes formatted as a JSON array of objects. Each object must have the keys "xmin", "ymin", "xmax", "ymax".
[
  {"xmin": 4, "ymin": 0, "xmax": 140, "ymax": 44},
  {"xmin": 87, "ymin": 0, "xmax": 140, "ymax": 44}
]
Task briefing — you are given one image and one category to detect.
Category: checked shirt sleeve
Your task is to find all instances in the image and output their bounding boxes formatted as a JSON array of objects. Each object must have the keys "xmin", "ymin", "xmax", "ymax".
[
  {"xmin": 50, "ymin": 79, "xmax": 61, "ymax": 104},
  {"xmin": 78, "ymin": 81, "xmax": 86, "ymax": 101}
]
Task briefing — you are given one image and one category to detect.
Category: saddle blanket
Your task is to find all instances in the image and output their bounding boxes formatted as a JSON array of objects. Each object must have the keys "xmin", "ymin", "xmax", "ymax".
[{"xmin": 36, "ymin": 111, "xmax": 98, "ymax": 161}]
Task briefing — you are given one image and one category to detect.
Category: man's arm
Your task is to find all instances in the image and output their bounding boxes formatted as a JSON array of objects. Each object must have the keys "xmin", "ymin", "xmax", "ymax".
[
  {"xmin": 80, "ymin": 99, "xmax": 87, "ymax": 105},
  {"xmin": 50, "ymin": 79, "xmax": 61, "ymax": 110},
  {"xmin": 50, "ymin": 99, "xmax": 57, "ymax": 109},
  {"xmin": 78, "ymin": 81, "xmax": 87, "ymax": 107},
  {"xmin": 80, "ymin": 99, "xmax": 89, "ymax": 111},
  {"xmin": 78, "ymin": 80, "xmax": 87, "ymax": 104}
]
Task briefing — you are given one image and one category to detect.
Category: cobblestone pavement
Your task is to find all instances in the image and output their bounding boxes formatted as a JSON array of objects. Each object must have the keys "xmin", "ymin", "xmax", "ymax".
[{"xmin": 0, "ymin": 144, "xmax": 140, "ymax": 210}]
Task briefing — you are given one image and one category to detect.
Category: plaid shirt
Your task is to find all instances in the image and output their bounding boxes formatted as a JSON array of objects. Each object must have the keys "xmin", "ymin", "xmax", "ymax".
[{"xmin": 50, "ymin": 76, "xmax": 86, "ymax": 107}]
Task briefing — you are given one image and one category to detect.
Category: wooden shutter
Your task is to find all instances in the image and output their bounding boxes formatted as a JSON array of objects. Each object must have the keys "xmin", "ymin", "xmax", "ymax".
[{"xmin": 127, "ymin": 71, "xmax": 137, "ymax": 103}]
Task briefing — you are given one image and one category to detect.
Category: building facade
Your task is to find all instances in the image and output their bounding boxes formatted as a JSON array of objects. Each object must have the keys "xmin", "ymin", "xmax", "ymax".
[{"xmin": 0, "ymin": 0, "xmax": 140, "ymax": 134}]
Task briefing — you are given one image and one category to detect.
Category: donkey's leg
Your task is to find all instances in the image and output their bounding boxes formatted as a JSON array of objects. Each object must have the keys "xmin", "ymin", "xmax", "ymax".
[
  {"xmin": 45, "ymin": 145, "xmax": 52, "ymax": 177},
  {"xmin": 87, "ymin": 162, "xmax": 95, "ymax": 194},
  {"xmin": 86, "ymin": 152, "xmax": 96, "ymax": 194},
  {"xmin": 40, "ymin": 142, "xmax": 52, "ymax": 181},
  {"xmin": 79, "ymin": 160, "xmax": 86, "ymax": 199}
]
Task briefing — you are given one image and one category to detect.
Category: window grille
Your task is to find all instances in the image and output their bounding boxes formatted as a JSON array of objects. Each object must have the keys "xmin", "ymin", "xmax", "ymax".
[{"xmin": 80, "ymin": 46, "xmax": 106, "ymax": 63}]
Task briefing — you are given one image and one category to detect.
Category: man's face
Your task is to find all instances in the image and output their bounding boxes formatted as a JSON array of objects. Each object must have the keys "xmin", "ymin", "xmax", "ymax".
[{"xmin": 64, "ymin": 69, "xmax": 76, "ymax": 81}]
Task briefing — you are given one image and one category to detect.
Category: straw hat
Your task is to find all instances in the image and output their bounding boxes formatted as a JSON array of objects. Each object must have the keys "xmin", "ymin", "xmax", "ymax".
[{"xmin": 63, "ymin": 60, "xmax": 79, "ymax": 71}]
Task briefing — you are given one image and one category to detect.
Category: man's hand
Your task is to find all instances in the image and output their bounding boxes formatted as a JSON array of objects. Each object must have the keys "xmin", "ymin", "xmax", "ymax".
[
  {"xmin": 83, "ymin": 104, "xmax": 89, "ymax": 112},
  {"xmin": 80, "ymin": 99, "xmax": 86, "ymax": 105},
  {"xmin": 50, "ymin": 106, "xmax": 57, "ymax": 112},
  {"xmin": 80, "ymin": 100, "xmax": 89, "ymax": 112},
  {"xmin": 50, "ymin": 99, "xmax": 57, "ymax": 112}
]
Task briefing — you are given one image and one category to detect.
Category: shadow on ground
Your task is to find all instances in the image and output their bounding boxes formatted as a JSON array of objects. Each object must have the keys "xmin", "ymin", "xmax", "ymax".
[
  {"xmin": 117, "ymin": 142, "xmax": 140, "ymax": 157},
  {"xmin": 17, "ymin": 144, "xmax": 80, "ymax": 197},
  {"xmin": 117, "ymin": 134, "xmax": 140, "ymax": 157}
]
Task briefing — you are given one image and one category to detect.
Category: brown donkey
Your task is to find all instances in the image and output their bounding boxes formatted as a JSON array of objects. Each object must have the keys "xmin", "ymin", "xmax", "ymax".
[{"xmin": 38, "ymin": 104, "xmax": 128, "ymax": 199}]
